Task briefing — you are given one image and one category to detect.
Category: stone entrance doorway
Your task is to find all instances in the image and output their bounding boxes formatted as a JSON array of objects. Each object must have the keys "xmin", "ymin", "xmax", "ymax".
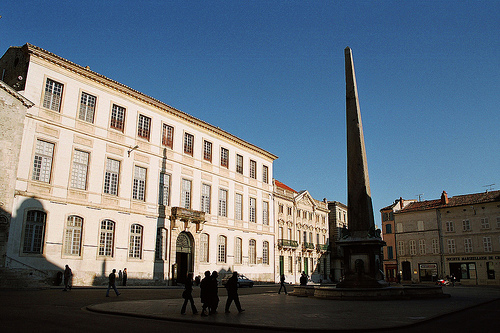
[{"xmin": 175, "ymin": 232, "xmax": 193, "ymax": 285}]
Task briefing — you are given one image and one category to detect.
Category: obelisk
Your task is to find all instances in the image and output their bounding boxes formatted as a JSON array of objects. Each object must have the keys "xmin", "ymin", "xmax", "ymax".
[{"xmin": 337, "ymin": 47, "xmax": 387, "ymax": 288}]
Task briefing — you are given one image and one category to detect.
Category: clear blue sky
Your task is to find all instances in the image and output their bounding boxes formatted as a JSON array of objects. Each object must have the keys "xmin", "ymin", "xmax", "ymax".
[{"xmin": 2, "ymin": 1, "xmax": 499, "ymax": 226}]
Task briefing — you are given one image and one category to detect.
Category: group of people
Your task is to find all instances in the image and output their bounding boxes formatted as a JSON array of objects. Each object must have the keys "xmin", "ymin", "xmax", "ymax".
[
  {"xmin": 61, "ymin": 265, "xmax": 127, "ymax": 297},
  {"xmin": 181, "ymin": 271, "xmax": 244, "ymax": 316}
]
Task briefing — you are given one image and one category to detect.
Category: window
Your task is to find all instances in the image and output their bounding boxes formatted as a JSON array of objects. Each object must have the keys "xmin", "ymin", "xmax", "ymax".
[
  {"xmin": 201, "ymin": 184, "xmax": 211, "ymax": 214},
  {"xmin": 483, "ymin": 237, "xmax": 492, "ymax": 252},
  {"xmin": 23, "ymin": 210, "xmax": 46, "ymax": 254},
  {"xmin": 155, "ymin": 228, "xmax": 166, "ymax": 260},
  {"xmin": 162, "ymin": 124, "xmax": 174, "ymax": 148},
  {"xmin": 464, "ymin": 238, "xmax": 473, "ymax": 253},
  {"xmin": 385, "ymin": 224, "xmax": 392, "ymax": 234},
  {"xmin": 419, "ymin": 239, "xmax": 426, "ymax": 255},
  {"xmin": 262, "ymin": 201, "xmax": 269, "ymax": 225},
  {"xmin": 110, "ymin": 104, "xmax": 126, "ymax": 132},
  {"xmin": 250, "ymin": 160, "xmax": 257, "ymax": 179},
  {"xmin": 218, "ymin": 188, "xmax": 227, "ymax": 217},
  {"xmin": 129, "ymin": 224, "xmax": 143, "ymax": 259},
  {"xmin": 235, "ymin": 193, "xmax": 243, "ymax": 220},
  {"xmin": 235, "ymin": 237, "xmax": 242, "ymax": 264},
  {"xmin": 236, "ymin": 154, "xmax": 243, "ymax": 174},
  {"xmin": 64, "ymin": 215, "xmax": 82, "ymax": 256},
  {"xmin": 32, "ymin": 140, "xmax": 54, "ymax": 183},
  {"xmin": 303, "ymin": 231, "xmax": 307, "ymax": 243},
  {"xmin": 417, "ymin": 221, "xmax": 424, "ymax": 231},
  {"xmin": 220, "ymin": 147, "xmax": 229, "ymax": 168},
  {"xmin": 497, "ymin": 217, "xmax": 500, "ymax": 228},
  {"xmin": 463, "ymin": 220, "xmax": 471, "ymax": 231},
  {"xmin": 132, "ymin": 166, "xmax": 147, "ymax": 201},
  {"xmin": 432, "ymin": 239, "xmax": 439, "ymax": 254},
  {"xmin": 203, "ymin": 140, "xmax": 212, "ymax": 162},
  {"xmin": 137, "ymin": 114, "xmax": 151, "ymax": 140},
  {"xmin": 387, "ymin": 246, "xmax": 394, "ymax": 259},
  {"xmin": 184, "ymin": 133, "xmax": 194, "ymax": 156},
  {"xmin": 446, "ymin": 221, "xmax": 454, "ymax": 232},
  {"xmin": 70, "ymin": 149, "xmax": 89, "ymax": 190},
  {"xmin": 262, "ymin": 165, "xmax": 269, "ymax": 183},
  {"xmin": 159, "ymin": 172, "xmax": 170, "ymax": 206},
  {"xmin": 249, "ymin": 239, "xmax": 256, "ymax": 265},
  {"xmin": 288, "ymin": 256, "xmax": 293, "ymax": 273},
  {"xmin": 181, "ymin": 179, "xmax": 192, "ymax": 209},
  {"xmin": 409, "ymin": 240, "xmax": 417, "ymax": 255},
  {"xmin": 200, "ymin": 233, "xmax": 209, "ymax": 262},
  {"xmin": 447, "ymin": 239, "xmax": 456, "ymax": 254},
  {"xmin": 249, "ymin": 197, "xmax": 256, "ymax": 223},
  {"xmin": 263, "ymin": 241, "xmax": 269, "ymax": 264},
  {"xmin": 104, "ymin": 158, "xmax": 120, "ymax": 195},
  {"xmin": 288, "ymin": 207, "xmax": 292, "ymax": 215},
  {"xmin": 79, "ymin": 92, "xmax": 96, "ymax": 123},
  {"xmin": 217, "ymin": 235, "xmax": 226, "ymax": 263},
  {"xmin": 395, "ymin": 223, "xmax": 403, "ymax": 233},
  {"xmin": 481, "ymin": 218, "xmax": 490, "ymax": 229},
  {"xmin": 397, "ymin": 241, "xmax": 405, "ymax": 256},
  {"xmin": 98, "ymin": 219, "xmax": 115, "ymax": 257},
  {"xmin": 43, "ymin": 78, "xmax": 63, "ymax": 112}
]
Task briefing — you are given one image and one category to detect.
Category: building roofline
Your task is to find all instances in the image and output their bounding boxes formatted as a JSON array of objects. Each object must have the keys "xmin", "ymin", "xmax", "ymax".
[
  {"xmin": 21, "ymin": 43, "xmax": 278, "ymax": 161},
  {"xmin": 0, "ymin": 79, "xmax": 34, "ymax": 107}
]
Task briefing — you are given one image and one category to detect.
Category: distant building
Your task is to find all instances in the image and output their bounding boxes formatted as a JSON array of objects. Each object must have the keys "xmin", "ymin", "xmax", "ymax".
[
  {"xmin": 327, "ymin": 201, "xmax": 348, "ymax": 282},
  {"xmin": 0, "ymin": 43, "xmax": 277, "ymax": 286},
  {"xmin": 380, "ymin": 198, "xmax": 415, "ymax": 282},
  {"xmin": 273, "ymin": 180, "xmax": 330, "ymax": 283},
  {"xmin": 388, "ymin": 190, "xmax": 500, "ymax": 285}
]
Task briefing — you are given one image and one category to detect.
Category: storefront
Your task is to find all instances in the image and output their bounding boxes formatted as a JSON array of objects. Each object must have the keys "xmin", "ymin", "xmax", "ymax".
[{"xmin": 418, "ymin": 263, "xmax": 438, "ymax": 282}]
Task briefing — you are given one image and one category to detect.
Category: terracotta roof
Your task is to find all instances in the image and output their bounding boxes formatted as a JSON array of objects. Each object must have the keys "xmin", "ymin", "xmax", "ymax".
[
  {"xmin": 397, "ymin": 190, "xmax": 500, "ymax": 213},
  {"xmin": 274, "ymin": 180, "xmax": 297, "ymax": 193}
]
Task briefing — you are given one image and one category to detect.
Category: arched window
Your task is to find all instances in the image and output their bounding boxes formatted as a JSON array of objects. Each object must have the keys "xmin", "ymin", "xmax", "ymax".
[
  {"xmin": 217, "ymin": 235, "xmax": 227, "ymax": 263},
  {"xmin": 98, "ymin": 219, "xmax": 115, "ymax": 257},
  {"xmin": 200, "ymin": 233, "xmax": 209, "ymax": 263},
  {"xmin": 262, "ymin": 241, "xmax": 269, "ymax": 265},
  {"xmin": 249, "ymin": 239, "xmax": 256, "ymax": 265},
  {"xmin": 23, "ymin": 210, "xmax": 46, "ymax": 254},
  {"xmin": 129, "ymin": 224, "xmax": 143, "ymax": 259},
  {"xmin": 235, "ymin": 237, "xmax": 242, "ymax": 264},
  {"xmin": 64, "ymin": 215, "xmax": 83, "ymax": 256}
]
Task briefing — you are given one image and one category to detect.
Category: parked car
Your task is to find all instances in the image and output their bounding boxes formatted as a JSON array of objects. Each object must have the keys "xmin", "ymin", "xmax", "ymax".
[{"xmin": 221, "ymin": 273, "xmax": 254, "ymax": 288}]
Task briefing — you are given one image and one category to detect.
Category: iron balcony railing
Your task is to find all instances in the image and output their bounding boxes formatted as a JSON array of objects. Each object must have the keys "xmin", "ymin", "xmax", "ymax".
[{"xmin": 278, "ymin": 239, "xmax": 298, "ymax": 248}]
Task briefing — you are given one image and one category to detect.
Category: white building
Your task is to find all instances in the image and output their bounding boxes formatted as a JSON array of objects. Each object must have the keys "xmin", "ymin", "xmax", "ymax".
[
  {"xmin": 274, "ymin": 180, "xmax": 329, "ymax": 284},
  {"xmin": 0, "ymin": 43, "xmax": 277, "ymax": 286}
]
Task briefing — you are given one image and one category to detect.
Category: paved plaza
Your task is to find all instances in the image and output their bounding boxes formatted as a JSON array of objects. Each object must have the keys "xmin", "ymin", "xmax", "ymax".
[{"xmin": 87, "ymin": 286, "xmax": 500, "ymax": 331}]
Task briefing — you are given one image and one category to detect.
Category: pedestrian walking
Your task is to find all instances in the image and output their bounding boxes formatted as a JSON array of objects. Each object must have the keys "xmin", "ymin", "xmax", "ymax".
[
  {"xmin": 200, "ymin": 271, "xmax": 211, "ymax": 316},
  {"xmin": 63, "ymin": 265, "xmax": 72, "ymax": 291},
  {"xmin": 278, "ymin": 274, "xmax": 287, "ymax": 294},
  {"xmin": 210, "ymin": 271, "xmax": 219, "ymax": 314},
  {"xmin": 225, "ymin": 272, "xmax": 244, "ymax": 313},
  {"xmin": 181, "ymin": 273, "xmax": 198, "ymax": 315},
  {"xmin": 106, "ymin": 269, "xmax": 120, "ymax": 297},
  {"xmin": 122, "ymin": 268, "xmax": 127, "ymax": 286}
]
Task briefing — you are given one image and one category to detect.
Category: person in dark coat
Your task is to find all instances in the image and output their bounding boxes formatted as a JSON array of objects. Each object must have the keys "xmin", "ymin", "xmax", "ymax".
[
  {"xmin": 181, "ymin": 273, "xmax": 198, "ymax": 314},
  {"xmin": 278, "ymin": 274, "xmax": 287, "ymax": 294},
  {"xmin": 225, "ymin": 272, "xmax": 244, "ymax": 313},
  {"xmin": 200, "ymin": 270, "xmax": 211, "ymax": 316},
  {"xmin": 300, "ymin": 272, "xmax": 308, "ymax": 286},
  {"xmin": 210, "ymin": 271, "xmax": 219, "ymax": 314},
  {"xmin": 106, "ymin": 269, "xmax": 120, "ymax": 297},
  {"xmin": 122, "ymin": 268, "xmax": 127, "ymax": 286},
  {"xmin": 63, "ymin": 265, "xmax": 72, "ymax": 291}
]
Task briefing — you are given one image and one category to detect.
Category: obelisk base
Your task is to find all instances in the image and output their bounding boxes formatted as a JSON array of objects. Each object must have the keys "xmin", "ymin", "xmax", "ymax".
[{"xmin": 336, "ymin": 237, "xmax": 388, "ymax": 288}]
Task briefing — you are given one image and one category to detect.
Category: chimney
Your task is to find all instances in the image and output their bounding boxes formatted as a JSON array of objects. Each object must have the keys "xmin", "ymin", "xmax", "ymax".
[
  {"xmin": 441, "ymin": 191, "xmax": 449, "ymax": 205},
  {"xmin": 399, "ymin": 197, "xmax": 404, "ymax": 209}
]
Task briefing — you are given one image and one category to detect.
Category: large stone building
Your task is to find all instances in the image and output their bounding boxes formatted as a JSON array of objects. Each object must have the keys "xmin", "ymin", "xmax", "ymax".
[
  {"xmin": 386, "ymin": 190, "xmax": 500, "ymax": 285},
  {"xmin": 0, "ymin": 43, "xmax": 278, "ymax": 286},
  {"xmin": 379, "ymin": 198, "xmax": 415, "ymax": 282},
  {"xmin": 327, "ymin": 200, "xmax": 348, "ymax": 282},
  {"xmin": 273, "ymin": 180, "xmax": 329, "ymax": 284}
]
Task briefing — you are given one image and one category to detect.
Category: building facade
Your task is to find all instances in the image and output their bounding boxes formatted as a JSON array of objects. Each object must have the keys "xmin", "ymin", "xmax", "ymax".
[
  {"xmin": 274, "ymin": 180, "xmax": 329, "ymax": 284},
  {"xmin": 327, "ymin": 201, "xmax": 348, "ymax": 282},
  {"xmin": 0, "ymin": 44, "xmax": 277, "ymax": 286},
  {"xmin": 380, "ymin": 198, "xmax": 415, "ymax": 282},
  {"xmin": 391, "ymin": 190, "xmax": 500, "ymax": 285}
]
